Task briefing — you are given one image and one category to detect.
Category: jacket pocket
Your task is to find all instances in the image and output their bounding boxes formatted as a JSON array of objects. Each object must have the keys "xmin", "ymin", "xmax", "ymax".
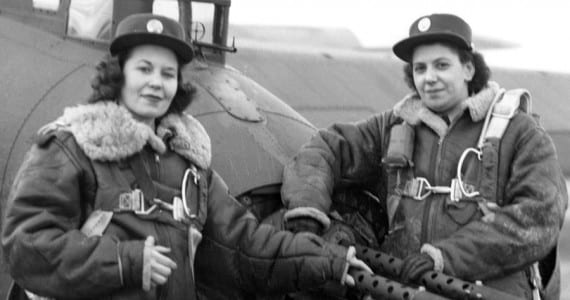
[{"xmin": 444, "ymin": 199, "xmax": 482, "ymax": 226}]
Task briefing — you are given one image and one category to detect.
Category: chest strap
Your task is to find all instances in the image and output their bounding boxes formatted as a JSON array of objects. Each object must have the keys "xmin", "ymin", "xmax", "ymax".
[
  {"xmin": 80, "ymin": 154, "xmax": 205, "ymax": 237},
  {"xmin": 120, "ymin": 154, "xmax": 202, "ymax": 222},
  {"xmin": 402, "ymin": 177, "xmax": 474, "ymax": 201}
]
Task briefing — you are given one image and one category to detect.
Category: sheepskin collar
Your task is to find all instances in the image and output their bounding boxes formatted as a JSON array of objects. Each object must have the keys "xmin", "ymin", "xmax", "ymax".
[
  {"xmin": 38, "ymin": 102, "xmax": 211, "ymax": 169},
  {"xmin": 393, "ymin": 82, "xmax": 501, "ymax": 137}
]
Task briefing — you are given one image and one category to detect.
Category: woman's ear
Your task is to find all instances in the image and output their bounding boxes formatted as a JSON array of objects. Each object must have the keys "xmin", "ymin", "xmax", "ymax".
[{"xmin": 463, "ymin": 61, "xmax": 475, "ymax": 82}]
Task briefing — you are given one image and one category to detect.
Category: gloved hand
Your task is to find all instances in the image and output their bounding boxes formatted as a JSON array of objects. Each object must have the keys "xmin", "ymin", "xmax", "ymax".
[
  {"xmin": 343, "ymin": 246, "xmax": 373, "ymax": 286},
  {"xmin": 285, "ymin": 216, "xmax": 324, "ymax": 235},
  {"xmin": 399, "ymin": 253, "xmax": 434, "ymax": 284}
]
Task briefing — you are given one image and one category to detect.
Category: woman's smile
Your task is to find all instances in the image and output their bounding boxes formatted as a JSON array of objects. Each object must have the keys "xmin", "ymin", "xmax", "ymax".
[
  {"xmin": 141, "ymin": 93, "xmax": 164, "ymax": 103},
  {"xmin": 118, "ymin": 44, "xmax": 179, "ymax": 127}
]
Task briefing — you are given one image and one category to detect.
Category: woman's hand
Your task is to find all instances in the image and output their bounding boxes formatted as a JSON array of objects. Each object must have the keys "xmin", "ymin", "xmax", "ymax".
[
  {"xmin": 142, "ymin": 236, "xmax": 177, "ymax": 291},
  {"xmin": 343, "ymin": 246, "xmax": 373, "ymax": 286},
  {"xmin": 399, "ymin": 253, "xmax": 434, "ymax": 284}
]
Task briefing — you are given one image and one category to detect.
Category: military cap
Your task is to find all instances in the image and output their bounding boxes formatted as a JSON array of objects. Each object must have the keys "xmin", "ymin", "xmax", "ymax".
[
  {"xmin": 393, "ymin": 13, "xmax": 473, "ymax": 62},
  {"xmin": 110, "ymin": 13, "xmax": 194, "ymax": 63}
]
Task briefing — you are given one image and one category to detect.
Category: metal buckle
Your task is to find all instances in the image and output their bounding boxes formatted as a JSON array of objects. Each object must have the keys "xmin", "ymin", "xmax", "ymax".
[
  {"xmin": 182, "ymin": 167, "xmax": 200, "ymax": 218},
  {"xmin": 410, "ymin": 177, "xmax": 432, "ymax": 200},
  {"xmin": 450, "ymin": 179, "xmax": 462, "ymax": 202},
  {"xmin": 406, "ymin": 177, "xmax": 459, "ymax": 201},
  {"xmin": 117, "ymin": 189, "xmax": 157, "ymax": 215},
  {"xmin": 189, "ymin": 165, "xmax": 200, "ymax": 185},
  {"xmin": 148, "ymin": 197, "xmax": 190, "ymax": 223},
  {"xmin": 172, "ymin": 197, "xmax": 186, "ymax": 222}
]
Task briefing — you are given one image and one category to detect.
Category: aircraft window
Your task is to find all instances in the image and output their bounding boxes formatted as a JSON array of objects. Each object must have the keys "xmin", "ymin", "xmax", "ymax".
[
  {"xmin": 33, "ymin": 0, "xmax": 60, "ymax": 11},
  {"xmin": 191, "ymin": 2, "xmax": 214, "ymax": 43},
  {"xmin": 153, "ymin": 0, "xmax": 179, "ymax": 21},
  {"xmin": 67, "ymin": 0, "xmax": 113, "ymax": 41},
  {"xmin": 33, "ymin": 0, "xmax": 61, "ymax": 11}
]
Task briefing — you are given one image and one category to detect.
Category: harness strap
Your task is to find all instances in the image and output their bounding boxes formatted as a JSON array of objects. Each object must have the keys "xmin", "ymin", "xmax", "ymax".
[
  {"xmin": 81, "ymin": 153, "xmax": 206, "ymax": 236},
  {"xmin": 479, "ymin": 88, "xmax": 531, "ymax": 207},
  {"xmin": 401, "ymin": 177, "xmax": 476, "ymax": 202},
  {"xmin": 529, "ymin": 262, "xmax": 543, "ymax": 300},
  {"xmin": 128, "ymin": 153, "xmax": 158, "ymax": 204},
  {"xmin": 80, "ymin": 210, "xmax": 114, "ymax": 237},
  {"xmin": 480, "ymin": 88, "xmax": 531, "ymax": 145}
]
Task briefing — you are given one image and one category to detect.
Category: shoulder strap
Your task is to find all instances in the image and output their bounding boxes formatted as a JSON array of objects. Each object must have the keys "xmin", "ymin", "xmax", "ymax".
[
  {"xmin": 128, "ymin": 153, "xmax": 157, "ymax": 201},
  {"xmin": 477, "ymin": 88, "xmax": 531, "ymax": 206},
  {"xmin": 480, "ymin": 88, "xmax": 531, "ymax": 144},
  {"xmin": 193, "ymin": 167, "xmax": 210, "ymax": 228}
]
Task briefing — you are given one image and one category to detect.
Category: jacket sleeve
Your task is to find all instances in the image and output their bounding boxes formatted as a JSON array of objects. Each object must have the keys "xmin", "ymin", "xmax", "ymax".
[
  {"xmin": 280, "ymin": 113, "xmax": 387, "ymax": 226},
  {"xmin": 196, "ymin": 170, "xmax": 349, "ymax": 295},
  {"xmin": 1, "ymin": 133, "xmax": 144, "ymax": 298},
  {"xmin": 433, "ymin": 114, "xmax": 568, "ymax": 280}
]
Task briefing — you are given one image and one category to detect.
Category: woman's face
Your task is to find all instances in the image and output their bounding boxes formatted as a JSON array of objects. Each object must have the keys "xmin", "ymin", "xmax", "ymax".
[
  {"xmin": 411, "ymin": 43, "xmax": 474, "ymax": 114},
  {"xmin": 119, "ymin": 44, "xmax": 179, "ymax": 125}
]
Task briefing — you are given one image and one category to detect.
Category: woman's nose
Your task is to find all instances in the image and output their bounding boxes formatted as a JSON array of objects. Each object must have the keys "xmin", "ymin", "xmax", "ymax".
[
  {"xmin": 424, "ymin": 68, "xmax": 437, "ymax": 83},
  {"xmin": 148, "ymin": 72, "xmax": 163, "ymax": 89}
]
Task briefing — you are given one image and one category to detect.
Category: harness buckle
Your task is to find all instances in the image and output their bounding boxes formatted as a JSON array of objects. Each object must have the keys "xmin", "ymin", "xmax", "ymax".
[
  {"xmin": 189, "ymin": 165, "xmax": 200, "ymax": 185},
  {"xmin": 450, "ymin": 179, "xmax": 462, "ymax": 202},
  {"xmin": 117, "ymin": 189, "xmax": 157, "ymax": 215},
  {"xmin": 408, "ymin": 177, "xmax": 432, "ymax": 200},
  {"xmin": 405, "ymin": 177, "xmax": 460, "ymax": 201}
]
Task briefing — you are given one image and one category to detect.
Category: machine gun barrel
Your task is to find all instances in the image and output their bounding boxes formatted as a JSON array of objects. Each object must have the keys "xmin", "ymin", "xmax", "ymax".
[
  {"xmin": 349, "ymin": 269, "xmax": 450, "ymax": 300},
  {"xmin": 347, "ymin": 242, "xmax": 522, "ymax": 300}
]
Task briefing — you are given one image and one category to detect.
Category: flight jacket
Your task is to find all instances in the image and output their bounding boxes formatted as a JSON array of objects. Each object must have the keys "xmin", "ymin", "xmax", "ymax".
[
  {"xmin": 2, "ymin": 101, "xmax": 349, "ymax": 300},
  {"xmin": 281, "ymin": 83, "xmax": 568, "ymax": 299}
]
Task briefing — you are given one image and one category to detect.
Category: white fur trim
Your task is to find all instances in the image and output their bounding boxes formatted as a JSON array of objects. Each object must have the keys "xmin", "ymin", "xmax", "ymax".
[
  {"xmin": 393, "ymin": 82, "xmax": 502, "ymax": 137},
  {"xmin": 420, "ymin": 243, "xmax": 444, "ymax": 272},
  {"xmin": 157, "ymin": 113, "xmax": 211, "ymax": 169},
  {"xmin": 38, "ymin": 102, "xmax": 211, "ymax": 168},
  {"xmin": 284, "ymin": 207, "xmax": 331, "ymax": 229}
]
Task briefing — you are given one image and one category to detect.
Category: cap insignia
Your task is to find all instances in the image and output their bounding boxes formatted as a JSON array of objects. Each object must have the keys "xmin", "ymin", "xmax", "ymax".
[
  {"xmin": 418, "ymin": 17, "xmax": 431, "ymax": 32},
  {"xmin": 146, "ymin": 19, "xmax": 164, "ymax": 34}
]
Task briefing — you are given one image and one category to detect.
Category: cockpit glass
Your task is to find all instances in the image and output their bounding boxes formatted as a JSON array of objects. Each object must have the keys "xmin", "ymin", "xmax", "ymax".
[
  {"xmin": 67, "ymin": 0, "xmax": 112, "ymax": 41},
  {"xmin": 153, "ymin": 0, "xmax": 179, "ymax": 21},
  {"xmin": 190, "ymin": 2, "xmax": 214, "ymax": 44},
  {"xmin": 33, "ymin": 0, "xmax": 60, "ymax": 11}
]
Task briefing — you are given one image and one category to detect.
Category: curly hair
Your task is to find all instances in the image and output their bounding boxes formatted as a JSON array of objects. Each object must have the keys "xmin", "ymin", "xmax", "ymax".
[
  {"xmin": 88, "ymin": 51, "xmax": 196, "ymax": 115},
  {"xmin": 402, "ymin": 42, "xmax": 491, "ymax": 96}
]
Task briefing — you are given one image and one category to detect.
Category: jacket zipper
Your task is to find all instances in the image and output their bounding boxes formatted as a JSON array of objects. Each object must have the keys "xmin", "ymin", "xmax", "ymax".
[
  {"xmin": 420, "ymin": 134, "xmax": 446, "ymax": 245},
  {"xmin": 154, "ymin": 153, "xmax": 161, "ymax": 181}
]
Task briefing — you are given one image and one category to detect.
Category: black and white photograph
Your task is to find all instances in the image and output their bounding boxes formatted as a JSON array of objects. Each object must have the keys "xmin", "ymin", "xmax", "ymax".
[{"xmin": 0, "ymin": 0, "xmax": 568, "ymax": 299}]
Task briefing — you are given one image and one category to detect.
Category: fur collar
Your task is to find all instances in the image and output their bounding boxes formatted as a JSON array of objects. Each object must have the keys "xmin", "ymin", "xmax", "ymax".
[
  {"xmin": 393, "ymin": 82, "xmax": 501, "ymax": 137},
  {"xmin": 38, "ymin": 102, "xmax": 211, "ymax": 169}
]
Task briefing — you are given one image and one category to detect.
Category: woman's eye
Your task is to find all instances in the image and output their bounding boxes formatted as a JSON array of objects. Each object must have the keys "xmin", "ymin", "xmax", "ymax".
[
  {"xmin": 162, "ymin": 72, "xmax": 176, "ymax": 79},
  {"xmin": 413, "ymin": 65, "xmax": 425, "ymax": 73},
  {"xmin": 138, "ymin": 66, "xmax": 151, "ymax": 73},
  {"xmin": 436, "ymin": 62, "xmax": 449, "ymax": 69}
]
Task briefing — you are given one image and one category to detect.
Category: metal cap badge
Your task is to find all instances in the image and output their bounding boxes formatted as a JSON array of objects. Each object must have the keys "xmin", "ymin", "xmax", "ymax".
[
  {"xmin": 393, "ymin": 13, "xmax": 473, "ymax": 62},
  {"xmin": 110, "ymin": 13, "xmax": 193, "ymax": 63}
]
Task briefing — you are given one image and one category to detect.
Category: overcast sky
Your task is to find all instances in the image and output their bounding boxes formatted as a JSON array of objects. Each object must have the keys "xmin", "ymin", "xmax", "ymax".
[{"xmin": 228, "ymin": 0, "xmax": 570, "ymax": 73}]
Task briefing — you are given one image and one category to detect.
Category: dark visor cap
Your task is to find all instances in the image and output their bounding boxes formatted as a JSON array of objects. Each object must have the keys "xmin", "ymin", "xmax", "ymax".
[
  {"xmin": 110, "ymin": 13, "xmax": 194, "ymax": 63},
  {"xmin": 393, "ymin": 13, "xmax": 472, "ymax": 62}
]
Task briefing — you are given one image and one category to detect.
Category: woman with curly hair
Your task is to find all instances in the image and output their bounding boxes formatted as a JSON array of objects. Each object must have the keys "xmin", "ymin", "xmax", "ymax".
[{"xmin": 1, "ymin": 13, "xmax": 369, "ymax": 300}]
